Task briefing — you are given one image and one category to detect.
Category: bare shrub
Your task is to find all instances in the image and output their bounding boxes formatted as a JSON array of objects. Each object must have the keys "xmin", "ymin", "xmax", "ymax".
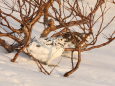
[{"xmin": 0, "ymin": 0, "xmax": 115, "ymax": 77}]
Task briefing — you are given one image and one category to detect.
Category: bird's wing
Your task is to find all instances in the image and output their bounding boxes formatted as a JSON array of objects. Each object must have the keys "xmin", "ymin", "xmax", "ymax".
[{"xmin": 46, "ymin": 47, "xmax": 64, "ymax": 64}]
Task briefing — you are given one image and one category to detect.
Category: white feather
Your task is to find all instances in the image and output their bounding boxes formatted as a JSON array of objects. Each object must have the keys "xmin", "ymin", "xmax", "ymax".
[{"xmin": 25, "ymin": 37, "xmax": 68, "ymax": 65}]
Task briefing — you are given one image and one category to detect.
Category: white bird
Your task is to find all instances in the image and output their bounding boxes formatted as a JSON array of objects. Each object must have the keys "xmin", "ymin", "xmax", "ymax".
[{"xmin": 25, "ymin": 37, "xmax": 68, "ymax": 66}]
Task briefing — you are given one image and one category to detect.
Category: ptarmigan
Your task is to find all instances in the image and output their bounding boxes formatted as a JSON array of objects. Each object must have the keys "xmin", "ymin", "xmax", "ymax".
[{"xmin": 26, "ymin": 37, "xmax": 69, "ymax": 66}]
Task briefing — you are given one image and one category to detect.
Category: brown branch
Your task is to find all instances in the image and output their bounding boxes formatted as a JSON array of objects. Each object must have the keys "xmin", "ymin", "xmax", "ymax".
[
  {"xmin": 0, "ymin": 9, "xmax": 23, "ymax": 24},
  {"xmin": 9, "ymin": 0, "xmax": 55, "ymax": 62},
  {"xmin": 84, "ymin": 37, "xmax": 115, "ymax": 51},
  {"xmin": 87, "ymin": 0, "xmax": 105, "ymax": 17},
  {"xmin": 56, "ymin": 19, "xmax": 88, "ymax": 29},
  {"xmin": 30, "ymin": 0, "xmax": 54, "ymax": 26},
  {"xmin": 64, "ymin": 46, "xmax": 81, "ymax": 77},
  {"xmin": 0, "ymin": 33, "xmax": 22, "ymax": 43},
  {"xmin": 65, "ymin": 37, "xmax": 115, "ymax": 52},
  {"xmin": 23, "ymin": 51, "xmax": 50, "ymax": 75},
  {"xmin": 11, "ymin": 24, "xmax": 32, "ymax": 62},
  {"xmin": 0, "ymin": 38, "xmax": 14, "ymax": 52}
]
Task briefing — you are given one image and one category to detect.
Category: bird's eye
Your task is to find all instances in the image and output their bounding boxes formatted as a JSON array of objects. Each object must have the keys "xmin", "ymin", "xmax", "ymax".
[
  {"xmin": 36, "ymin": 45, "xmax": 40, "ymax": 47},
  {"xmin": 45, "ymin": 38, "xmax": 48, "ymax": 40}
]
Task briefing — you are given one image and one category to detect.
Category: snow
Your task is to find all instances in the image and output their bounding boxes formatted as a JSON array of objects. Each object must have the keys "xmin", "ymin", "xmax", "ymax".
[
  {"xmin": 0, "ymin": 1, "xmax": 115, "ymax": 86},
  {"xmin": 0, "ymin": 41, "xmax": 115, "ymax": 86}
]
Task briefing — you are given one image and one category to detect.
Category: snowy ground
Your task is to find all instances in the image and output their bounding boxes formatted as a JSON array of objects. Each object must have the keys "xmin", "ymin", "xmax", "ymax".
[
  {"xmin": 0, "ymin": 1, "xmax": 115, "ymax": 86},
  {"xmin": 0, "ymin": 40, "xmax": 115, "ymax": 86}
]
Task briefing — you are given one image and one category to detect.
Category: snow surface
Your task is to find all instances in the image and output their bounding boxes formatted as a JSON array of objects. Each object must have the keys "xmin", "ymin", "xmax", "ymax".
[
  {"xmin": 0, "ymin": 40, "xmax": 115, "ymax": 86},
  {"xmin": 0, "ymin": 1, "xmax": 115, "ymax": 86}
]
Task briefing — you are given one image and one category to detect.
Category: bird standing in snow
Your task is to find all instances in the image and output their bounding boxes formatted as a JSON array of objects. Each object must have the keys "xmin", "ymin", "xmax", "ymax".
[{"xmin": 26, "ymin": 37, "xmax": 68, "ymax": 66}]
